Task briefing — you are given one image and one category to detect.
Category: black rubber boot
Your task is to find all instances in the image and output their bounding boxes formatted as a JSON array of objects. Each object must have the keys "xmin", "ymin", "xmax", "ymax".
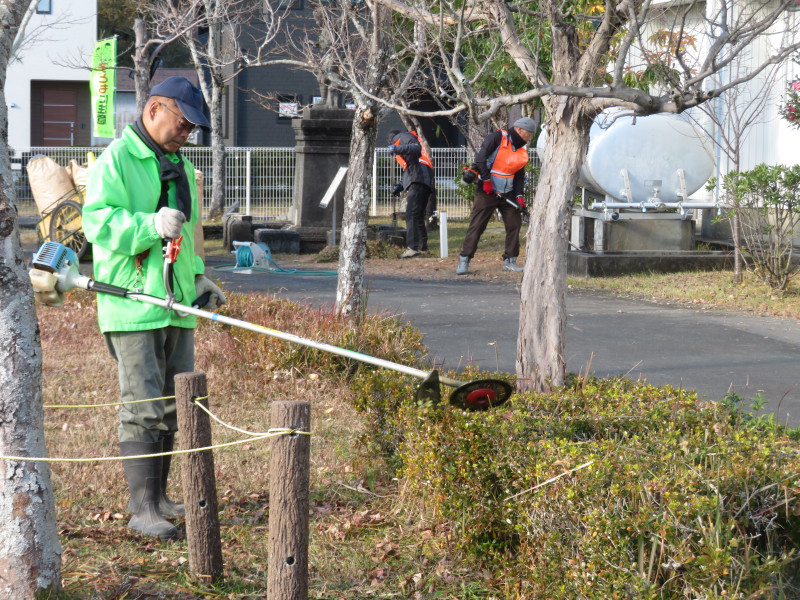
[
  {"xmin": 120, "ymin": 440, "xmax": 178, "ymax": 540},
  {"xmin": 159, "ymin": 434, "xmax": 185, "ymax": 519}
]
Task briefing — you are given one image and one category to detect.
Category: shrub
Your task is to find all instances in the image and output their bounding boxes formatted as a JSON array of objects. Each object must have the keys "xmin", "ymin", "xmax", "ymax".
[
  {"xmin": 209, "ymin": 294, "xmax": 427, "ymax": 380},
  {"xmin": 717, "ymin": 164, "xmax": 800, "ymax": 292},
  {"xmin": 400, "ymin": 376, "xmax": 800, "ymax": 598}
]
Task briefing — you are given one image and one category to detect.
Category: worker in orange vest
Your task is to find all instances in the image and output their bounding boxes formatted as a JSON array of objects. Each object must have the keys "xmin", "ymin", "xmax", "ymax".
[
  {"xmin": 388, "ymin": 129, "xmax": 435, "ymax": 258},
  {"xmin": 456, "ymin": 117, "xmax": 536, "ymax": 275}
]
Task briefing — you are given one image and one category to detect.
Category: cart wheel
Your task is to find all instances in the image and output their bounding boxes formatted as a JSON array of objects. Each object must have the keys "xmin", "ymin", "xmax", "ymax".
[{"xmin": 50, "ymin": 199, "xmax": 88, "ymax": 260}]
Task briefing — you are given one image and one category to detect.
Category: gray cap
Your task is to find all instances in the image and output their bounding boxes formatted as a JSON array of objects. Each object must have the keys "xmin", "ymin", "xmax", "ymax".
[{"xmin": 513, "ymin": 117, "xmax": 537, "ymax": 133}]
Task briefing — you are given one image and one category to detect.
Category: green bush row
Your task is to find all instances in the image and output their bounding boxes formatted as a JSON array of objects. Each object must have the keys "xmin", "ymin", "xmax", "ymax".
[{"xmin": 395, "ymin": 376, "xmax": 800, "ymax": 598}]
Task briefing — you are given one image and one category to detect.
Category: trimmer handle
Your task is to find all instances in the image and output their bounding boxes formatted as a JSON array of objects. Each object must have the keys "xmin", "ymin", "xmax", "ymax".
[
  {"xmin": 192, "ymin": 291, "xmax": 212, "ymax": 309},
  {"xmin": 501, "ymin": 195, "xmax": 530, "ymax": 218}
]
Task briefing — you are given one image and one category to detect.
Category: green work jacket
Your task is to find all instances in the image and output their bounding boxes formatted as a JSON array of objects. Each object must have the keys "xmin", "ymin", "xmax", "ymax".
[{"xmin": 82, "ymin": 126, "xmax": 205, "ymax": 334}]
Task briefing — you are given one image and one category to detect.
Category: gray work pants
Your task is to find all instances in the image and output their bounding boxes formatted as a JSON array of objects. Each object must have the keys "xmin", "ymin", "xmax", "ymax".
[{"xmin": 105, "ymin": 327, "xmax": 195, "ymax": 443}]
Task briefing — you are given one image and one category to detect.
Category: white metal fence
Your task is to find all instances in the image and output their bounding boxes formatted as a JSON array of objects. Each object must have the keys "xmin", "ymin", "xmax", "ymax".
[{"xmin": 14, "ymin": 146, "xmax": 539, "ymax": 222}]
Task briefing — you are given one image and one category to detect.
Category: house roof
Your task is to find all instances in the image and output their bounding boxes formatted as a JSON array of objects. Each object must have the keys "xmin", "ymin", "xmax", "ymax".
[{"xmin": 115, "ymin": 68, "xmax": 199, "ymax": 93}]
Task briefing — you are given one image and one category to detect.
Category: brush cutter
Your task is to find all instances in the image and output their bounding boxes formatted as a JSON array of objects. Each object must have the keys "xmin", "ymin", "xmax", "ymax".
[
  {"xmin": 30, "ymin": 242, "xmax": 513, "ymax": 411},
  {"xmin": 500, "ymin": 194, "xmax": 530, "ymax": 219}
]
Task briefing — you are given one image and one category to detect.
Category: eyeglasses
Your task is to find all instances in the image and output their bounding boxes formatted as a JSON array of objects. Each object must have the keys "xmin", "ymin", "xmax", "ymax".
[{"xmin": 158, "ymin": 102, "xmax": 196, "ymax": 134}]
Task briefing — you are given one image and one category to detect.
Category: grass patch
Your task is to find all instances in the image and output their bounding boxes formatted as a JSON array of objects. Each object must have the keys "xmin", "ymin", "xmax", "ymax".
[
  {"xmin": 568, "ymin": 269, "xmax": 800, "ymax": 319},
  {"xmin": 314, "ymin": 240, "xmax": 402, "ymax": 262},
  {"xmin": 387, "ymin": 217, "xmax": 528, "ymax": 258}
]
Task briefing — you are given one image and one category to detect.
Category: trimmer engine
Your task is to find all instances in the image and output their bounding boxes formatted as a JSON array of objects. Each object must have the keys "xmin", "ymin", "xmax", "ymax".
[
  {"xmin": 30, "ymin": 241, "xmax": 99, "ymax": 303},
  {"xmin": 32, "ymin": 241, "xmax": 78, "ymax": 274}
]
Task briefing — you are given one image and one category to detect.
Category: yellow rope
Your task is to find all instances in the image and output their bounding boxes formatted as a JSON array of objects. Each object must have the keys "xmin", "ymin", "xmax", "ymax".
[
  {"xmin": 191, "ymin": 398, "xmax": 274, "ymax": 437},
  {"xmin": 0, "ymin": 428, "xmax": 309, "ymax": 463},
  {"xmin": 44, "ymin": 395, "xmax": 177, "ymax": 409}
]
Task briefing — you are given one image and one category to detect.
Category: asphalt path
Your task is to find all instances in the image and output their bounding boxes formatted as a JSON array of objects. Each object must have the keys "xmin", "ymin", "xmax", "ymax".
[{"xmin": 204, "ymin": 255, "xmax": 800, "ymax": 425}]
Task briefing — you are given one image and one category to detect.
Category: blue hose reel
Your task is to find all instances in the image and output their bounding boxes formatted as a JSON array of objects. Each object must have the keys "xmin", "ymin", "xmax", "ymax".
[{"xmin": 234, "ymin": 242, "xmax": 270, "ymax": 268}]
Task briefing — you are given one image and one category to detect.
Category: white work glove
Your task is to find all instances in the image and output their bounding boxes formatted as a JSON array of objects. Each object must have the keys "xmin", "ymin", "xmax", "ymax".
[
  {"xmin": 29, "ymin": 268, "xmax": 65, "ymax": 307},
  {"xmin": 154, "ymin": 207, "xmax": 186, "ymax": 239},
  {"xmin": 194, "ymin": 275, "xmax": 226, "ymax": 310}
]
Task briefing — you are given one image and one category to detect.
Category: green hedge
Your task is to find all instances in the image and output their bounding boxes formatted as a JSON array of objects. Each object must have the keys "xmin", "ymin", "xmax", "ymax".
[{"xmin": 398, "ymin": 377, "xmax": 800, "ymax": 598}]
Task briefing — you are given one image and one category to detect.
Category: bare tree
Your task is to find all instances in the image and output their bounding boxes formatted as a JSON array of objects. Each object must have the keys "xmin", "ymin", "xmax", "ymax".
[
  {"xmin": 150, "ymin": 0, "xmax": 286, "ymax": 219},
  {"xmin": 132, "ymin": 14, "xmax": 199, "ymax": 114},
  {"xmin": 295, "ymin": 1, "xmax": 432, "ymax": 316},
  {"xmin": 693, "ymin": 59, "xmax": 782, "ymax": 284},
  {"xmin": 372, "ymin": 0, "xmax": 800, "ymax": 392},
  {"xmin": 0, "ymin": 2, "xmax": 62, "ymax": 597},
  {"xmin": 245, "ymin": 1, "xmax": 428, "ymax": 316},
  {"xmin": 330, "ymin": 2, "xmax": 394, "ymax": 316}
]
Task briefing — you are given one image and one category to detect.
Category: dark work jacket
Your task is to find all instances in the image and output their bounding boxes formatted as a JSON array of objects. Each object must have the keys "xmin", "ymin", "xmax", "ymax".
[
  {"xmin": 475, "ymin": 128, "xmax": 528, "ymax": 198},
  {"xmin": 391, "ymin": 131, "xmax": 433, "ymax": 190}
]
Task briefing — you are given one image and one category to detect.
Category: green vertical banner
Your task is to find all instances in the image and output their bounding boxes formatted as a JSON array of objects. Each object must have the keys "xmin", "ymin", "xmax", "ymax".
[{"xmin": 91, "ymin": 37, "xmax": 116, "ymax": 138}]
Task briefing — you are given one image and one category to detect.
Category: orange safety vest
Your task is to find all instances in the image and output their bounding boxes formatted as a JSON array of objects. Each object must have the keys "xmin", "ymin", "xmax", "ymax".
[
  {"xmin": 393, "ymin": 131, "xmax": 433, "ymax": 170},
  {"xmin": 488, "ymin": 130, "xmax": 528, "ymax": 194}
]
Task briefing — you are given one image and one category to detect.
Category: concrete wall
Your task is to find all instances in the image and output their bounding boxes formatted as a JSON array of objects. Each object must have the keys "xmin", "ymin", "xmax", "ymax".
[
  {"xmin": 701, "ymin": 207, "xmax": 800, "ymax": 247},
  {"xmin": 6, "ymin": 1, "xmax": 96, "ymax": 153}
]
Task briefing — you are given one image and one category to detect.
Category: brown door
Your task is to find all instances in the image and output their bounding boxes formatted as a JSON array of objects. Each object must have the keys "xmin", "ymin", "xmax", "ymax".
[{"xmin": 41, "ymin": 88, "xmax": 77, "ymax": 146}]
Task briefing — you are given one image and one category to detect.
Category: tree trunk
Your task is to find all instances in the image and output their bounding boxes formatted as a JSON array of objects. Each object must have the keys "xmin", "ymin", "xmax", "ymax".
[
  {"xmin": 207, "ymin": 82, "xmax": 226, "ymax": 220},
  {"xmin": 517, "ymin": 99, "xmax": 592, "ymax": 393},
  {"xmin": 732, "ymin": 209, "xmax": 742, "ymax": 284},
  {"xmin": 204, "ymin": 0, "xmax": 226, "ymax": 221},
  {"xmin": 334, "ymin": 2, "xmax": 391, "ymax": 317},
  {"xmin": 133, "ymin": 18, "xmax": 150, "ymax": 116},
  {"xmin": 335, "ymin": 105, "xmax": 378, "ymax": 317},
  {"xmin": 0, "ymin": 7, "xmax": 62, "ymax": 596},
  {"xmin": 731, "ymin": 157, "xmax": 742, "ymax": 284}
]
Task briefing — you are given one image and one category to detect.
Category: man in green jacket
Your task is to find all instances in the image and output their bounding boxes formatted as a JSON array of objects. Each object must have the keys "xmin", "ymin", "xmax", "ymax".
[{"xmin": 83, "ymin": 76, "xmax": 226, "ymax": 540}]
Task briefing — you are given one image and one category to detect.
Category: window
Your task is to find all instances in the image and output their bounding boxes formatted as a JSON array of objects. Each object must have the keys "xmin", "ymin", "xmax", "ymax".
[{"xmin": 36, "ymin": 0, "xmax": 52, "ymax": 14}]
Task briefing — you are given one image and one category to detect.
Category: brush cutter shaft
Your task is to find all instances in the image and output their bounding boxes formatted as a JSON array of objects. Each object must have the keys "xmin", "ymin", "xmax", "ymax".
[
  {"xmin": 34, "ymin": 240, "xmax": 467, "ymax": 390},
  {"xmin": 125, "ymin": 293, "xmax": 461, "ymax": 385}
]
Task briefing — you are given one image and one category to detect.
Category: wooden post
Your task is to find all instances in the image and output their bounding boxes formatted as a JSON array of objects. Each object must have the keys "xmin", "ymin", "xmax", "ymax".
[
  {"xmin": 174, "ymin": 371, "xmax": 224, "ymax": 584},
  {"xmin": 268, "ymin": 401, "xmax": 311, "ymax": 600}
]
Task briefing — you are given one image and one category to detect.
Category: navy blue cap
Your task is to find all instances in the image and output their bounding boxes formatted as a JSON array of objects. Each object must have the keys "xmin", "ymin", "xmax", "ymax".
[{"xmin": 150, "ymin": 76, "xmax": 211, "ymax": 130}]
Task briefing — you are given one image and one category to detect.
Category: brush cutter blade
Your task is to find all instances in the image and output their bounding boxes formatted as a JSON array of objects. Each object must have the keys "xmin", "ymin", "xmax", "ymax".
[
  {"xmin": 449, "ymin": 379, "xmax": 513, "ymax": 411},
  {"xmin": 414, "ymin": 370, "xmax": 441, "ymax": 408}
]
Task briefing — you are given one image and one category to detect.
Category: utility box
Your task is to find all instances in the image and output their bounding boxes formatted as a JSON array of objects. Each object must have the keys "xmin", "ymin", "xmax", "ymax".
[
  {"xmin": 254, "ymin": 228, "xmax": 300, "ymax": 255},
  {"xmin": 223, "ymin": 214, "xmax": 253, "ymax": 251}
]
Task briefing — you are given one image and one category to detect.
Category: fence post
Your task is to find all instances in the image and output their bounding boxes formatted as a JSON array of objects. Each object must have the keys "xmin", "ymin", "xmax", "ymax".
[
  {"xmin": 439, "ymin": 211, "xmax": 449, "ymax": 258},
  {"xmin": 268, "ymin": 401, "xmax": 310, "ymax": 600},
  {"xmin": 174, "ymin": 371, "xmax": 224, "ymax": 584},
  {"xmin": 246, "ymin": 149, "xmax": 252, "ymax": 216},
  {"xmin": 372, "ymin": 149, "xmax": 378, "ymax": 216}
]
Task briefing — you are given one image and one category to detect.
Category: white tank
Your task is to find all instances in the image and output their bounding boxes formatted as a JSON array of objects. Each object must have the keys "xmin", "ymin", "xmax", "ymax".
[{"xmin": 536, "ymin": 111, "xmax": 715, "ymax": 204}]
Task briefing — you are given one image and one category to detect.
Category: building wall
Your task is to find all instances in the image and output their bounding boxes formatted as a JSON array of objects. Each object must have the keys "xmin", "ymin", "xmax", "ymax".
[
  {"xmin": 6, "ymin": 0, "xmax": 97, "ymax": 154},
  {"xmin": 230, "ymin": 3, "xmax": 463, "ymax": 149},
  {"xmin": 235, "ymin": 63, "xmax": 321, "ymax": 147}
]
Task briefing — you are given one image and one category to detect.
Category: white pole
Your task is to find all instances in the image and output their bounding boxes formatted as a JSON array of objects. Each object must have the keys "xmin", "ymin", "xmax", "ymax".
[
  {"xmin": 371, "ymin": 150, "xmax": 377, "ymax": 216},
  {"xmin": 245, "ymin": 150, "xmax": 252, "ymax": 216},
  {"xmin": 439, "ymin": 211, "xmax": 448, "ymax": 258}
]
